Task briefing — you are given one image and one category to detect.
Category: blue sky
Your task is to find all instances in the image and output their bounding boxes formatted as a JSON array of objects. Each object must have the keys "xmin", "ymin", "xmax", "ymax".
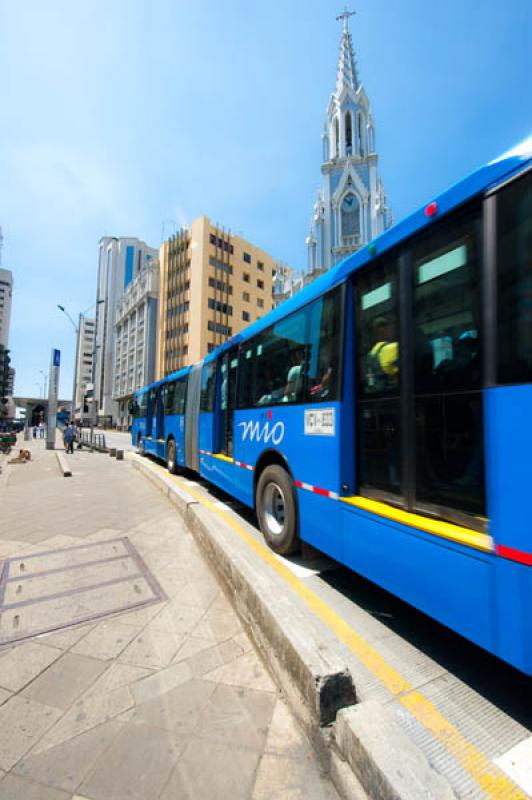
[{"xmin": 1, "ymin": 0, "xmax": 530, "ymax": 398}]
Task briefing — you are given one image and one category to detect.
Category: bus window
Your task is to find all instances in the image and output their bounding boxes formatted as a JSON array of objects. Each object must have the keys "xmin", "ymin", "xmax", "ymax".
[
  {"xmin": 200, "ymin": 362, "xmax": 216, "ymax": 411},
  {"xmin": 238, "ymin": 307, "xmax": 307, "ymax": 408},
  {"xmin": 497, "ymin": 171, "xmax": 532, "ymax": 384},
  {"xmin": 412, "ymin": 206, "xmax": 485, "ymax": 518},
  {"xmin": 355, "ymin": 259, "xmax": 402, "ymax": 500},
  {"xmin": 306, "ymin": 289, "xmax": 342, "ymax": 402},
  {"xmin": 137, "ymin": 393, "xmax": 148, "ymax": 416},
  {"xmin": 220, "ymin": 350, "xmax": 238, "ymax": 456},
  {"xmin": 165, "ymin": 378, "xmax": 187, "ymax": 415}
]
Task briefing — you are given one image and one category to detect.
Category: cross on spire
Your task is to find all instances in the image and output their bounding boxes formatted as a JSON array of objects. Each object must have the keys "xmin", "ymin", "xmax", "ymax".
[{"xmin": 336, "ymin": 7, "xmax": 355, "ymax": 34}]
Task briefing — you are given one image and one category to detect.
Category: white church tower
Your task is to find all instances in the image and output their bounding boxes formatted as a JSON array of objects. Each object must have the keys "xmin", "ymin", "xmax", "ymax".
[{"xmin": 306, "ymin": 9, "xmax": 392, "ymax": 275}]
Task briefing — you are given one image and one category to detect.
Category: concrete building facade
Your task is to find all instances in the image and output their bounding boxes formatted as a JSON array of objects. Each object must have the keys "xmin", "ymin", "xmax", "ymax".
[
  {"xmin": 0, "ymin": 268, "xmax": 13, "ymax": 349},
  {"xmin": 113, "ymin": 258, "xmax": 159, "ymax": 430},
  {"xmin": 94, "ymin": 237, "xmax": 158, "ymax": 425},
  {"xmin": 72, "ymin": 315, "xmax": 95, "ymax": 421},
  {"xmin": 157, "ymin": 217, "xmax": 281, "ymax": 378},
  {"xmin": 306, "ymin": 11, "xmax": 391, "ymax": 276}
]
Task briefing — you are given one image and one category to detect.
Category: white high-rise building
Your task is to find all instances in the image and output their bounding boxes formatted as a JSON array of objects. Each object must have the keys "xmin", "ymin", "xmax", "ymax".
[
  {"xmin": 113, "ymin": 258, "xmax": 159, "ymax": 430},
  {"xmin": 93, "ymin": 237, "xmax": 158, "ymax": 425},
  {"xmin": 72, "ymin": 316, "xmax": 95, "ymax": 421},
  {"xmin": 0, "ymin": 269, "xmax": 13, "ymax": 349}
]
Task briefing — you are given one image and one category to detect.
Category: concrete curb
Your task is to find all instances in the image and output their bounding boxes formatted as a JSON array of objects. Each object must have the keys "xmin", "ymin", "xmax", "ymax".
[
  {"xmin": 132, "ymin": 455, "xmax": 456, "ymax": 800},
  {"xmin": 55, "ymin": 451, "xmax": 72, "ymax": 477}
]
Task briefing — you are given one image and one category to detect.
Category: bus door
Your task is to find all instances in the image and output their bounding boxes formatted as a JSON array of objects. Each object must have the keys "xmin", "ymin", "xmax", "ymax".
[
  {"xmin": 219, "ymin": 349, "xmax": 238, "ymax": 457},
  {"xmin": 145, "ymin": 389, "xmax": 155, "ymax": 439},
  {"xmin": 154, "ymin": 388, "xmax": 165, "ymax": 444}
]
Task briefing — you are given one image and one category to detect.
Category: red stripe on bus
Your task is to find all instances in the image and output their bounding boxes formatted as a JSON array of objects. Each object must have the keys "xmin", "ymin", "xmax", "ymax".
[
  {"xmin": 496, "ymin": 544, "xmax": 532, "ymax": 566},
  {"xmin": 313, "ymin": 486, "xmax": 330, "ymax": 498}
]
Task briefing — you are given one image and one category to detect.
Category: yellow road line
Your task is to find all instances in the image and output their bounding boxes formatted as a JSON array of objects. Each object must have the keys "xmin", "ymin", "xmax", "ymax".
[{"xmin": 151, "ymin": 461, "xmax": 526, "ymax": 800}]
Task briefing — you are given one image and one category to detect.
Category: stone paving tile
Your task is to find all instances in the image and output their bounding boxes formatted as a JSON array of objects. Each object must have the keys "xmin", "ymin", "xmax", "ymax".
[
  {"xmin": 193, "ymin": 606, "xmax": 245, "ymax": 643},
  {"xmin": 147, "ymin": 599, "xmax": 205, "ymax": 636},
  {"xmin": 79, "ymin": 723, "xmax": 186, "ymax": 800},
  {"xmin": 0, "ymin": 695, "xmax": 62, "ymax": 770},
  {"xmin": 194, "ymin": 682, "xmax": 277, "ymax": 751},
  {"xmin": 0, "ymin": 773, "xmax": 71, "ymax": 800},
  {"xmin": 130, "ymin": 660, "xmax": 192, "ymax": 705},
  {"xmin": 84, "ymin": 662, "xmax": 153, "ymax": 698},
  {"xmin": 203, "ymin": 649, "xmax": 277, "ymax": 693},
  {"xmin": 252, "ymin": 753, "xmax": 337, "ymax": 800},
  {"xmin": 0, "ymin": 641, "xmax": 63, "ymax": 692},
  {"xmin": 113, "ymin": 600, "xmax": 166, "ymax": 628},
  {"xmin": 118, "ymin": 626, "xmax": 183, "ymax": 670},
  {"xmin": 71, "ymin": 619, "xmax": 140, "ymax": 660},
  {"xmin": 172, "ymin": 634, "xmax": 216, "ymax": 664},
  {"xmin": 13, "ymin": 720, "xmax": 123, "ymax": 794},
  {"xmin": 36, "ymin": 622, "xmax": 96, "ymax": 651},
  {"xmin": 0, "ymin": 688, "xmax": 11, "ymax": 706},
  {"xmin": 264, "ymin": 698, "xmax": 315, "ymax": 758},
  {"xmin": 32, "ymin": 686, "xmax": 133, "ymax": 755},
  {"xmin": 129, "ymin": 677, "xmax": 217, "ymax": 734},
  {"xmin": 22, "ymin": 652, "xmax": 107, "ymax": 710},
  {"xmin": 161, "ymin": 737, "xmax": 262, "ymax": 800},
  {"xmin": 185, "ymin": 637, "xmax": 246, "ymax": 679}
]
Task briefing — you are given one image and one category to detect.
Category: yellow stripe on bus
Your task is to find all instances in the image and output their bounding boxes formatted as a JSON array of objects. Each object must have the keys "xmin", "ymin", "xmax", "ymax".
[
  {"xmin": 211, "ymin": 453, "xmax": 234, "ymax": 463},
  {"xmin": 151, "ymin": 462, "xmax": 525, "ymax": 799},
  {"xmin": 342, "ymin": 495, "xmax": 493, "ymax": 553}
]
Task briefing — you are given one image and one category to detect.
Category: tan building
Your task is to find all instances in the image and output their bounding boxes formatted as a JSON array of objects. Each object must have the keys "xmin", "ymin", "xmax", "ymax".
[{"xmin": 157, "ymin": 216, "xmax": 283, "ymax": 378}]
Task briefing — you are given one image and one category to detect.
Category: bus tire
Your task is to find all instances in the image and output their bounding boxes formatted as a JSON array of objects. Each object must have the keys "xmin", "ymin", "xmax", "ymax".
[
  {"xmin": 167, "ymin": 440, "xmax": 178, "ymax": 474},
  {"xmin": 256, "ymin": 465, "xmax": 299, "ymax": 555}
]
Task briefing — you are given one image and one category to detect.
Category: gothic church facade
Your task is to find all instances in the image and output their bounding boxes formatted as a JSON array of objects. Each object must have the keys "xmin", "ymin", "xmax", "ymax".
[{"xmin": 306, "ymin": 12, "xmax": 392, "ymax": 275}]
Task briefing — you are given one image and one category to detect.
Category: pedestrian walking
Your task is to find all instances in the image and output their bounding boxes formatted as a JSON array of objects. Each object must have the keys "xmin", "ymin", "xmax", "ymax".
[
  {"xmin": 32, "ymin": 425, "xmax": 37, "ymax": 439},
  {"xmin": 63, "ymin": 422, "xmax": 76, "ymax": 455},
  {"xmin": 38, "ymin": 421, "xmax": 45, "ymax": 439}
]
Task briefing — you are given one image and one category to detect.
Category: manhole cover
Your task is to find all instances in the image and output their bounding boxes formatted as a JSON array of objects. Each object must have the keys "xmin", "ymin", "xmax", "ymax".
[{"xmin": 0, "ymin": 538, "xmax": 166, "ymax": 646}]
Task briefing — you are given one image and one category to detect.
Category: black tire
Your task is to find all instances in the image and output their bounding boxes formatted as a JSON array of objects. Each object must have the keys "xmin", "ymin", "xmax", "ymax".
[
  {"xmin": 137, "ymin": 434, "xmax": 145, "ymax": 456},
  {"xmin": 167, "ymin": 440, "xmax": 178, "ymax": 474},
  {"xmin": 256, "ymin": 465, "xmax": 299, "ymax": 555}
]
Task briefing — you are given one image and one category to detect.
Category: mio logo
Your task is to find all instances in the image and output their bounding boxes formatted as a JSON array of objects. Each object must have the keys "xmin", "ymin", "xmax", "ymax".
[{"xmin": 238, "ymin": 419, "xmax": 285, "ymax": 446}]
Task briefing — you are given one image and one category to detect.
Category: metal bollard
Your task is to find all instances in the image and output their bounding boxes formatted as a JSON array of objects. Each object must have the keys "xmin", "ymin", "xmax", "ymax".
[
  {"xmin": 109, "ymin": 448, "xmax": 117, "ymax": 457},
  {"xmin": 116, "ymin": 449, "xmax": 124, "ymax": 461}
]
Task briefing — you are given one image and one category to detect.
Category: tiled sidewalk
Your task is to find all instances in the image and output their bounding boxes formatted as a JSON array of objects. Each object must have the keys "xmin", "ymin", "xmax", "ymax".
[{"xmin": 0, "ymin": 440, "xmax": 339, "ymax": 799}]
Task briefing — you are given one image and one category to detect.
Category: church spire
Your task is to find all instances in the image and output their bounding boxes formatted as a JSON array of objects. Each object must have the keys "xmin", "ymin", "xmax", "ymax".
[{"xmin": 335, "ymin": 8, "xmax": 359, "ymax": 95}]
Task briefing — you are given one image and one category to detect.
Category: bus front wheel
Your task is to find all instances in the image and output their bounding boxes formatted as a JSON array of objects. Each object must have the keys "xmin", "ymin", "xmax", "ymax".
[
  {"xmin": 167, "ymin": 440, "xmax": 178, "ymax": 474},
  {"xmin": 256, "ymin": 466, "xmax": 299, "ymax": 555}
]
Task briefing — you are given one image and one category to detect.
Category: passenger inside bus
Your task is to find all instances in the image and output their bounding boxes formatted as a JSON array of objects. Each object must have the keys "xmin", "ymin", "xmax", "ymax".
[{"xmin": 366, "ymin": 316, "xmax": 399, "ymax": 392}]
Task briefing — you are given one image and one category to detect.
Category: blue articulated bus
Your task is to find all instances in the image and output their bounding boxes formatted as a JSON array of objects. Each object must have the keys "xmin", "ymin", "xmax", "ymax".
[{"xmin": 132, "ymin": 138, "xmax": 532, "ymax": 674}]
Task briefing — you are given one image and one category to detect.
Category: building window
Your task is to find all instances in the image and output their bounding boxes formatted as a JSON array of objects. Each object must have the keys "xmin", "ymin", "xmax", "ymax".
[
  {"xmin": 209, "ymin": 256, "xmax": 233, "ymax": 275},
  {"xmin": 243, "ymin": 252, "xmax": 251, "ymax": 263},
  {"xmin": 257, "ymin": 298, "xmax": 264, "ymax": 308},
  {"xmin": 358, "ymin": 113, "xmax": 365, "ymax": 157},
  {"xmin": 257, "ymin": 261, "xmax": 264, "ymax": 271},
  {"xmin": 243, "ymin": 291, "xmax": 250, "ymax": 302},
  {"xmin": 257, "ymin": 279, "xmax": 264, "ymax": 290},
  {"xmin": 208, "ymin": 343, "xmax": 215, "ymax": 353},
  {"xmin": 208, "ymin": 321, "xmax": 232, "ymax": 336},
  {"xmin": 345, "ymin": 111, "xmax": 353, "ymax": 155},
  {"xmin": 341, "ymin": 193, "xmax": 360, "ymax": 238},
  {"xmin": 243, "ymin": 311, "xmax": 250, "ymax": 322},
  {"xmin": 208, "ymin": 298, "xmax": 233, "ymax": 315},
  {"xmin": 243, "ymin": 273, "xmax": 250, "ymax": 283}
]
